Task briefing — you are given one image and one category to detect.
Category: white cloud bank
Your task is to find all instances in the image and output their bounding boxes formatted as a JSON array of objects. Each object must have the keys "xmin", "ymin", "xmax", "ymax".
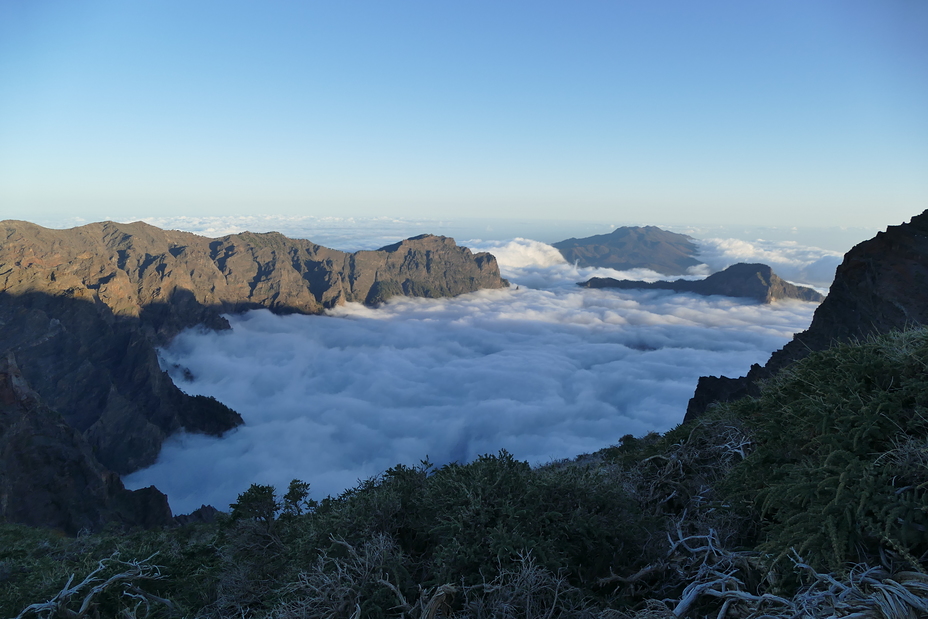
[
  {"xmin": 126, "ymin": 283, "xmax": 817, "ymax": 515},
  {"xmin": 466, "ymin": 236, "xmax": 841, "ymax": 290},
  {"xmin": 121, "ymin": 225, "xmax": 842, "ymax": 514},
  {"xmin": 693, "ymin": 238, "xmax": 843, "ymax": 289},
  {"xmin": 135, "ymin": 214, "xmax": 436, "ymax": 251}
]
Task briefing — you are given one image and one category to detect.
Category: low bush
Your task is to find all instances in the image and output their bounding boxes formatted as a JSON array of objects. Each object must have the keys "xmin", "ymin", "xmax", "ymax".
[
  {"xmin": 4, "ymin": 328, "xmax": 927, "ymax": 618},
  {"xmin": 723, "ymin": 329, "xmax": 928, "ymax": 576}
]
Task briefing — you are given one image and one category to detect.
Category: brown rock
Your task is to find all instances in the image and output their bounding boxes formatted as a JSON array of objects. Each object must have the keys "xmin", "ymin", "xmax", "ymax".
[
  {"xmin": 0, "ymin": 221, "xmax": 508, "ymax": 343},
  {"xmin": 0, "ymin": 220, "xmax": 507, "ymax": 476}
]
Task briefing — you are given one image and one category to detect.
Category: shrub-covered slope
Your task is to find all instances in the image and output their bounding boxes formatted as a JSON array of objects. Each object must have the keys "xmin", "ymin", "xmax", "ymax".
[
  {"xmin": 3, "ymin": 329, "xmax": 927, "ymax": 618},
  {"xmin": 687, "ymin": 209, "xmax": 928, "ymax": 421}
]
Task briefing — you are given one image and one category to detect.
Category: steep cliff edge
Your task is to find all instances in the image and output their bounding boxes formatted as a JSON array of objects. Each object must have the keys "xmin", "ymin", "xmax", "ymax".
[
  {"xmin": 579, "ymin": 263, "xmax": 824, "ymax": 304},
  {"xmin": 0, "ymin": 221, "xmax": 508, "ymax": 343},
  {"xmin": 0, "ymin": 353, "xmax": 172, "ymax": 534},
  {"xmin": 0, "ymin": 220, "xmax": 508, "ymax": 477},
  {"xmin": 685, "ymin": 210, "xmax": 928, "ymax": 421}
]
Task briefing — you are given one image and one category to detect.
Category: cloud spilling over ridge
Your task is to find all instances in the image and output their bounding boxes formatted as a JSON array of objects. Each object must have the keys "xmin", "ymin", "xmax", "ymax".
[
  {"xmin": 694, "ymin": 238, "xmax": 843, "ymax": 288},
  {"xmin": 134, "ymin": 214, "xmax": 436, "ymax": 250},
  {"xmin": 117, "ymin": 215, "xmax": 612, "ymax": 252},
  {"xmin": 466, "ymin": 237, "xmax": 841, "ymax": 289},
  {"xmin": 125, "ymin": 285, "xmax": 818, "ymax": 515},
  {"xmin": 465, "ymin": 238, "xmax": 690, "ymax": 290}
]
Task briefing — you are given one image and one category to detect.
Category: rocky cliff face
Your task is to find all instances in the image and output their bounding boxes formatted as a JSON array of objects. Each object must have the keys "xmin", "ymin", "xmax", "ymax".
[
  {"xmin": 580, "ymin": 263, "xmax": 824, "ymax": 304},
  {"xmin": 0, "ymin": 288, "xmax": 242, "ymax": 476},
  {"xmin": 0, "ymin": 220, "xmax": 507, "ymax": 530},
  {"xmin": 0, "ymin": 220, "xmax": 507, "ymax": 476},
  {"xmin": 1, "ymin": 221, "xmax": 508, "ymax": 344},
  {"xmin": 0, "ymin": 353, "xmax": 172, "ymax": 534},
  {"xmin": 686, "ymin": 211, "xmax": 928, "ymax": 421},
  {"xmin": 553, "ymin": 226, "xmax": 701, "ymax": 274}
]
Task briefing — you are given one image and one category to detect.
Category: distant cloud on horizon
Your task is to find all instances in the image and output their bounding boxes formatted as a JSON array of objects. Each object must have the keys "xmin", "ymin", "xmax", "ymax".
[{"xmin": 468, "ymin": 236, "xmax": 841, "ymax": 290}]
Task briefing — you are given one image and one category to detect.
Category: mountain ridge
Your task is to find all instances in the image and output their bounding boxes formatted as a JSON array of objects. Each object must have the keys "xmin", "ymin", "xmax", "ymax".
[
  {"xmin": 578, "ymin": 262, "xmax": 824, "ymax": 303},
  {"xmin": 686, "ymin": 210, "xmax": 928, "ymax": 420},
  {"xmin": 553, "ymin": 226, "xmax": 701, "ymax": 274},
  {"xmin": 0, "ymin": 220, "xmax": 508, "ymax": 530}
]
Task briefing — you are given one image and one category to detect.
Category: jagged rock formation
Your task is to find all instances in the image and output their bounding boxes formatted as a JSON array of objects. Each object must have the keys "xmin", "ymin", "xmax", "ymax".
[
  {"xmin": 553, "ymin": 226, "xmax": 701, "ymax": 274},
  {"xmin": 580, "ymin": 263, "xmax": 824, "ymax": 304},
  {"xmin": 685, "ymin": 210, "xmax": 928, "ymax": 421},
  {"xmin": 0, "ymin": 220, "xmax": 507, "ymax": 474},
  {"xmin": 0, "ymin": 286, "xmax": 242, "ymax": 476},
  {"xmin": 0, "ymin": 353, "xmax": 172, "ymax": 534},
  {"xmin": 0, "ymin": 220, "xmax": 507, "ymax": 530},
  {"xmin": 1, "ymin": 221, "xmax": 508, "ymax": 345}
]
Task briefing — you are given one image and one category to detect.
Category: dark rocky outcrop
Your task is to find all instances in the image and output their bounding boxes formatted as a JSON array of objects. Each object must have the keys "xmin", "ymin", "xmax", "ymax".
[
  {"xmin": 0, "ymin": 220, "xmax": 507, "ymax": 530},
  {"xmin": 0, "ymin": 353, "xmax": 172, "ymax": 534},
  {"xmin": 173, "ymin": 504, "xmax": 220, "ymax": 526},
  {"xmin": 685, "ymin": 210, "xmax": 928, "ymax": 422},
  {"xmin": 0, "ymin": 220, "xmax": 507, "ymax": 475},
  {"xmin": 580, "ymin": 263, "xmax": 824, "ymax": 304},
  {"xmin": 553, "ymin": 226, "xmax": 701, "ymax": 274},
  {"xmin": 0, "ymin": 290, "xmax": 243, "ymax": 476}
]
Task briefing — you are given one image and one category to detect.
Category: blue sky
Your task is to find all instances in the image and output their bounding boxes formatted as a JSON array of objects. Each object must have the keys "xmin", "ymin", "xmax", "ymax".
[{"xmin": 1, "ymin": 1, "xmax": 926, "ymax": 229}]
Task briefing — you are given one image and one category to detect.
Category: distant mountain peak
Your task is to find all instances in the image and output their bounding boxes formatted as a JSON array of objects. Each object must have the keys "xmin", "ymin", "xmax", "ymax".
[{"xmin": 552, "ymin": 225, "xmax": 700, "ymax": 275}]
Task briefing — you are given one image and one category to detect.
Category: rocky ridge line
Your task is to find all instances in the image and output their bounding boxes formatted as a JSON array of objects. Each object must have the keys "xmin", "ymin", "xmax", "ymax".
[
  {"xmin": 0, "ymin": 220, "xmax": 508, "ymax": 530},
  {"xmin": 0, "ymin": 353, "xmax": 173, "ymax": 534},
  {"xmin": 685, "ymin": 210, "xmax": 928, "ymax": 421},
  {"xmin": 579, "ymin": 262, "xmax": 824, "ymax": 304}
]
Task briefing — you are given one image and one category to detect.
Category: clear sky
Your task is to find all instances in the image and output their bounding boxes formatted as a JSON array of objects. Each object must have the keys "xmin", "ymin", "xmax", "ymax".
[{"xmin": 1, "ymin": 1, "xmax": 926, "ymax": 229}]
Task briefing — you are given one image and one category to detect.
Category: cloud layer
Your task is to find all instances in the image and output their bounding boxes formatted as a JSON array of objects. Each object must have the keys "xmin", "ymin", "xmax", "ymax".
[
  {"xmin": 693, "ymin": 238, "xmax": 843, "ymax": 289},
  {"xmin": 123, "ymin": 226, "xmax": 841, "ymax": 514},
  {"xmin": 466, "ymin": 236, "xmax": 841, "ymax": 290},
  {"xmin": 126, "ymin": 281, "xmax": 817, "ymax": 515}
]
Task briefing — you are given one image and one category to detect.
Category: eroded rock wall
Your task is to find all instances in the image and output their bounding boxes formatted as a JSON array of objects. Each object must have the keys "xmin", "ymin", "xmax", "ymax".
[{"xmin": 0, "ymin": 220, "xmax": 507, "ymax": 475}]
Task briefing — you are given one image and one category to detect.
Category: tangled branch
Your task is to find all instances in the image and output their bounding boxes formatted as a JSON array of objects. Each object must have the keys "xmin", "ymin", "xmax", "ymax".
[{"xmin": 14, "ymin": 552, "xmax": 175, "ymax": 619}]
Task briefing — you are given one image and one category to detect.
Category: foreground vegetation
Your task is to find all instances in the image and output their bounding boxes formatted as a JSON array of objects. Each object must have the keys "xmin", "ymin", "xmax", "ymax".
[{"xmin": 2, "ymin": 329, "xmax": 927, "ymax": 618}]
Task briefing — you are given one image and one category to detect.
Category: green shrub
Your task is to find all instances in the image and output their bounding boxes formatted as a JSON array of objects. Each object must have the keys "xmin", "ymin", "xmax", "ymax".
[
  {"xmin": 723, "ymin": 328, "xmax": 928, "ymax": 574},
  {"xmin": 0, "ymin": 523, "xmax": 223, "ymax": 618}
]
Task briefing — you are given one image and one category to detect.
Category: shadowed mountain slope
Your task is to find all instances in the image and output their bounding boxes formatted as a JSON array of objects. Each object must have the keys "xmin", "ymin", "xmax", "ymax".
[
  {"xmin": 553, "ymin": 226, "xmax": 701, "ymax": 274},
  {"xmin": 579, "ymin": 262, "xmax": 824, "ymax": 304},
  {"xmin": 686, "ymin": 210, "xmax": 928, "ymax": 421},
  {"xmin": 0, "ymin": 220, "xmax": 508, "ymax": 529},
  {"xmin": 0, "ymin": 220, "xmax": 507, "ymax": 474},
  {"xmin": 0, "ymin": 353, "xmax": 172, "ymax": 534}
]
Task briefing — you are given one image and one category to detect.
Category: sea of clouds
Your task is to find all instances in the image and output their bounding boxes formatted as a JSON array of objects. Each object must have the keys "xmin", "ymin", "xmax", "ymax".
[{"xmin": 123, "ymin": 221, "xmax": 837, "ymax": 515}]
